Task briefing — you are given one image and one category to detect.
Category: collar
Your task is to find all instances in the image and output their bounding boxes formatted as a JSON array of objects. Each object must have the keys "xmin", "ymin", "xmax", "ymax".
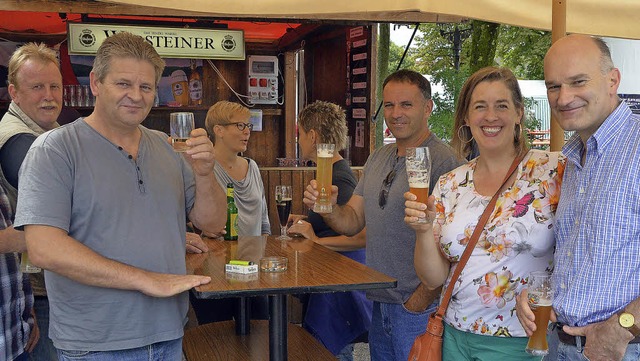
[
  {"xmin": 562, "ymin": 101, "xmax": 632, "ymax": 165},
  {"xmin": 7, "ymin": 101, "xmax": 59, "ymax": 134}
]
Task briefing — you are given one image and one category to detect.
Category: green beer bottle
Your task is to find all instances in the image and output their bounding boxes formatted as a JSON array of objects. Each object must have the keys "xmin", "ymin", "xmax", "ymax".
[{"xmin": 224, "ymin": 183, "xmax": 238, "ymax": 240}]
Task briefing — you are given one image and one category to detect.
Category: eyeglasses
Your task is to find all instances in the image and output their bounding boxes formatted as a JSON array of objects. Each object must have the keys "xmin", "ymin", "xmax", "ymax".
[
  {"xmin": 378, "ymin": 168, "xmax": 397, "ymax": 209},
  {"xmin": 221, "ymin": 122, "xmax": 253, "ymax": 131}
]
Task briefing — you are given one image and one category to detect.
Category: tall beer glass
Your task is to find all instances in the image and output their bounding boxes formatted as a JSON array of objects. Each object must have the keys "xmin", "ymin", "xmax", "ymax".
[
  {"xmin": 526, "ymin": 271, "xmax": 553, "ymax": 356},
  {"xmin": 20, "ymin": 252, "xmax": 41, "ymax": 273},
  {"xmin": 313, "ymin": 144, "xmax": 335, "ymax": 214},
  {"xmin": 406, "ymin": 147, "xmax": 431, "ymax": 223},
  {"xmin": 275, "ymin": 185, "xmax": 293, "ymax": 240}
]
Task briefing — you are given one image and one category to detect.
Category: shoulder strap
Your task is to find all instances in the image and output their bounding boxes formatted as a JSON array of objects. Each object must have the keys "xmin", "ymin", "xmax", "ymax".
[{"xmin": 434, "ymin": 155, "xmax": 523, "ymax": 317}]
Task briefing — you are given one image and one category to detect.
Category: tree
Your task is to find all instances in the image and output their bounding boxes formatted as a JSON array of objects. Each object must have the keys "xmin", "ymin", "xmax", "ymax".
[
  {"xmin": 497, "ymin": 26, "xmax": 551, "ymax": 79},
  {"xmin": 379, "ymin": 21, "xmax": 550, "ymax": 141}
]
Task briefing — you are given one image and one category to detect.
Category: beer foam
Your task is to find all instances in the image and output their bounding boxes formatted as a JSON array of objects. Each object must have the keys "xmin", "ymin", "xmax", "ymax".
[
  {"xmin": 317, "ymin": 150, "xmax": 333, "ymax": 158},
  {"xmin": 529, "ymin": 291, "xmax": 552, "ymax": 306},
  {"xmin": 409, "ymin": 182, "xmax": 429, "ymax": 188}
]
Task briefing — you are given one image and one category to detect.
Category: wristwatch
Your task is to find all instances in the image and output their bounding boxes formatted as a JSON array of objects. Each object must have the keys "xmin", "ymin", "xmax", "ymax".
[{"xmin": 617, "ymin": 310, "xmax": 640, "ymax": 337}]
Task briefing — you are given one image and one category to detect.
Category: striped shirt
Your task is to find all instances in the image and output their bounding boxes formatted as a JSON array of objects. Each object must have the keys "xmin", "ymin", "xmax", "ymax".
[
  {"xmin": 553, "ymin": 102, "xmax": 640, "ymax": 327},
  {"xmin": 0, "ymin": 187, "xmax": 34, "ymax": 361}
]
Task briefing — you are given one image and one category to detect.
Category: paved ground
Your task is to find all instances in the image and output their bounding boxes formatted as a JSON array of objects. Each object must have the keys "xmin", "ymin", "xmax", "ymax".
[{"xmin": 353, "ymin": 342, "xmax": 370, "ymax": 360}]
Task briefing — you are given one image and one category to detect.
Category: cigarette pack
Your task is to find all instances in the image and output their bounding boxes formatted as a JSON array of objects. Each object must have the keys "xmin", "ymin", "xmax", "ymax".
[
  {"xmin": 225, "ymin": 263, "xmax": 259, "ymax": 274},
  {"xmin": 225, "ymin": 272, "xmax": 259, "ymax": 282}
]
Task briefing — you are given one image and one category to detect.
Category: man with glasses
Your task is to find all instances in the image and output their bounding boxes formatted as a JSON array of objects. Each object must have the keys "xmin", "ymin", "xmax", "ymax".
[{"xmin": 303, "ymin": 69, "xmax": 461, "ymax": 360}]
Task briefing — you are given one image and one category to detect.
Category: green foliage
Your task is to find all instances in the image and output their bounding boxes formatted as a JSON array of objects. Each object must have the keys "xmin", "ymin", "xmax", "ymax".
[
  {"xmin": 379, "ymin": 21, "xmax": 550, "ymax": 143},
  {"xmin": 468, "ymin": 21, "xmax": 500, "ymax": 73},
  {"xmin": 497, "ymin": 26, "xmax": 551, "ymax": 79}
]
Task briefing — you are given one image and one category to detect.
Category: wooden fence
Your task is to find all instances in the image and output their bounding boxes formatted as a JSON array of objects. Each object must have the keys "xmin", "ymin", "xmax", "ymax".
[{"xmin": 259, "ymin": 167, "xmax": 363, "ymax": 235}]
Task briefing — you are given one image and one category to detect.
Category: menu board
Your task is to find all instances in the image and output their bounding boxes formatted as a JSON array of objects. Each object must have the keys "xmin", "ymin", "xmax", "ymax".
[{"xmin": 346, "ymin": 26, "xmax": 370, "ymax": 148}]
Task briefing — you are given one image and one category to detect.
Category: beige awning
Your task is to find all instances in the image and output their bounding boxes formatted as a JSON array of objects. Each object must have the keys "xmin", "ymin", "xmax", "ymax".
[{"xmin": 99, "ymin": 0, "xmax": 640, "ymax": 40}]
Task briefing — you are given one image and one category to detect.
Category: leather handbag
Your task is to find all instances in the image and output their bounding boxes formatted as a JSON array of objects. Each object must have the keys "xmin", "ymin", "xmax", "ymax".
[{"xmin": 408, "ymin": 156, "xmax": 523, "ymax": 361}]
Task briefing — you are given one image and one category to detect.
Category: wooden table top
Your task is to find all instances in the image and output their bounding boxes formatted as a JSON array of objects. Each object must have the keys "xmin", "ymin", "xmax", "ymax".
[{"xmin": 187, "ymin": 235, "xmax": 396, "ymax": 299}]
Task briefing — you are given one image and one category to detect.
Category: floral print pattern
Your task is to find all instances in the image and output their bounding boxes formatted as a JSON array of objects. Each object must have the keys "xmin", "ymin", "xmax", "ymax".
[{"xmin": 433, "ymin": 150, "xmax": 565, "ymax": 337}]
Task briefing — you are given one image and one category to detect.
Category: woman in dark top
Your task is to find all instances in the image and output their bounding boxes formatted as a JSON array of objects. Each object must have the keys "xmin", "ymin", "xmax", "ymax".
[{"xmin": 287, "ymin": 101, "xmax": 368, "ymax": 361}]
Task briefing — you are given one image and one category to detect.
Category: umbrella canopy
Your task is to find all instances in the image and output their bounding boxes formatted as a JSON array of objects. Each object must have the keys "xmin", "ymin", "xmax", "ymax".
[{"xmin": 1, "ymin": 0, "xmax": 639, "ymax": 39}]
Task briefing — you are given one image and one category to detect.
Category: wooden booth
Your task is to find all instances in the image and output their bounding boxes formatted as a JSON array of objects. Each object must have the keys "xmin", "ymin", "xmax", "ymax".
[{"xmin": 0, "ymin": 5, "xmax": 390, "ymax": 235}]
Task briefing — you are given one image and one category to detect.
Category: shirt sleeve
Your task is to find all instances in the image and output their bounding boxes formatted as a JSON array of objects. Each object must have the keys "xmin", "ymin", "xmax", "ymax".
[{"xmin": 0, "ymin": 133, "xmax": 37, "ymax": 189}]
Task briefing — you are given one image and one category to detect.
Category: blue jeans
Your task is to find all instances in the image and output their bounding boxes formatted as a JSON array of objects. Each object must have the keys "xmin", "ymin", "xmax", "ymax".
[
  {"xmin": 56, "ymin": 338, "xmax": 182, "ymax": 361},
  {"xmin": 553, "ymin": 333, "xmax": 640, "ymax": 361},
  {"xmin": 369, "ymin": 300, "xmax": 437, "ymax": 361},
  {"xmin": 29, "ymin": 297, "xmax": 58, "ymax": 361}
]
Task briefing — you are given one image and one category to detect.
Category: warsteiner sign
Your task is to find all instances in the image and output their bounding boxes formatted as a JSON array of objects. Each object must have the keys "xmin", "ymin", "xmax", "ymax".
[{"xmin": 68, "ymin": 23, "xmax": 245, "ymax": 60}]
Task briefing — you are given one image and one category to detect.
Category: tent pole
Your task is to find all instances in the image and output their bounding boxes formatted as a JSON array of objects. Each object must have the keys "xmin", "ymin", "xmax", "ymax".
[{"xmin": 550, "ymin": 0, "xmax": 567, "ymax": 151}]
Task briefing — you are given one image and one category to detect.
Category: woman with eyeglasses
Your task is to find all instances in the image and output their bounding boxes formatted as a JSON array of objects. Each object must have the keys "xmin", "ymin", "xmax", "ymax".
[
  {"xmin": 286, "ymin": 101, "xmax": 368, "ymax": 361},
  {"xmin": 404, "ymin": 67, "xmax": 565, "ymax": 360},
  {"xmin": 189, "ymin": 100, "xmax": 270, "ymax": 324},
  {"xmin": 204, "ymin": 100, "xmax": 269, "ymax": 239}
]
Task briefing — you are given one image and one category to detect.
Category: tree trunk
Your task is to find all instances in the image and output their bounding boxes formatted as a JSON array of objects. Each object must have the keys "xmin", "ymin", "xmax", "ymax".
[
  {"xmin": 468, "ymin": 20, "xmax": 500, "ymax": 73},
  {"xmin": 375, "ymin": 23, "xmax": 390, "ymax": 148}
]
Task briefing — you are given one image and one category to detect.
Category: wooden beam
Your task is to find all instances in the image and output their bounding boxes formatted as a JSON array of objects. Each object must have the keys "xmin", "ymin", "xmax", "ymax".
[
  {"xmin": 550, "ymin": 0, "xmax": 567, "ymax": 152},
  {"xmin": 0, "ymin": 1, "xmax": 464, "ymax": 23},
  {"xmin": 284, "ymin": 51, "xmax": 297, "ymax": 158}
]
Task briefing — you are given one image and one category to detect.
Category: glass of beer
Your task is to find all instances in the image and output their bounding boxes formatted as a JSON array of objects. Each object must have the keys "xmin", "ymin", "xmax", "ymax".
[
  {"xmin": 406, "ymin": 147, "xmax": 431, "ymax": 223},
  {"xmin": 275, "ymin": 185, "xmax": 293, "ymax": 240},
  {"xmin": 170, "ymin": 112, "xmax": 194, "ymax": 152},
  {"xmin": 313, "ymin": 143, "xmax": 335, "ymax": 214},
  {"xmin": 20, "ymin": 252, "xmax": 41, "ymax": 273},
  {"xmin": 526, "ymin": 271, "xmax": 553, "ymax": 356}
]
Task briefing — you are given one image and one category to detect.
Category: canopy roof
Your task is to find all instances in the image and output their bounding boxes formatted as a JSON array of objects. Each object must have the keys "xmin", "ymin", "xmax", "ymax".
[
  {"xmin": 104, "ymin": 0, "xmax": 640, "ymax": 39},
  {"xmin": 1, "ymin": 0, "xmax": 639, "ymax": 40},
  {"xmin": 0, "ymin": 12, "xmax": 301, "ymax": 43}
]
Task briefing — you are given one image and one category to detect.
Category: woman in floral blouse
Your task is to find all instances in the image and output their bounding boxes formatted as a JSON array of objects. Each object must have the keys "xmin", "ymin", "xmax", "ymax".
[{"xmin": 404, "ymin": 67, "xmax": 565, "ymax": 360}]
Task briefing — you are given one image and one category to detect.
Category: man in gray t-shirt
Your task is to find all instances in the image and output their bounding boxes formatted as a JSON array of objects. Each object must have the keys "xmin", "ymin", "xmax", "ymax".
[
  {"xmin": 304, "ymin": 69, "xmax": 462, "ymax": 360},
  {"xmin": 14, "ymin": 32, "xmax": 226, "ymax": 359}
]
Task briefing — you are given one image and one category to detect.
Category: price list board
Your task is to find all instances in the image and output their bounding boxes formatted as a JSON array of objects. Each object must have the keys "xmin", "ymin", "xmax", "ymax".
[{"xmin": 346, "ymin": 26, "xmax": 371, "ymax": 149}]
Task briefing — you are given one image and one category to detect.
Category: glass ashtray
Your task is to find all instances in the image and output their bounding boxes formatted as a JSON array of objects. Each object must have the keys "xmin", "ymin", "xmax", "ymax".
[{"xmin": 259, "ymin": 256, "xmax": 288, "ymax": 272}]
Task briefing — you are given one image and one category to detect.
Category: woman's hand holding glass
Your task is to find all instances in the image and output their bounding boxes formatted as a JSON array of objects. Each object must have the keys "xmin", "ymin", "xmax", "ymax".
[
  {"xmin": 404, "ymin": 191, "xmax": 436, "ymax": 230},
  {"xmin": 286, "ymin": 218, "xmax": 318, "ymax": 242}
]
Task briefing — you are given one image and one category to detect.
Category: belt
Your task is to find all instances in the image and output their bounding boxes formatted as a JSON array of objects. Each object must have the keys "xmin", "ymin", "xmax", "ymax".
[{"xmin": 556, "ymin": 323, "xmax": 640, "ymax": 346}]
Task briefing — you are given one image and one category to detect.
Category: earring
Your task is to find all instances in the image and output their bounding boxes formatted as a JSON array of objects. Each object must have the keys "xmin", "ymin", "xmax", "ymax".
[
  {"xmin": 457, "ymin": 125, "xmax": 474, "ymax": 144},
  {"xmin": 514, "ymin": 123, "xmax": 522, "ymax": 143}
]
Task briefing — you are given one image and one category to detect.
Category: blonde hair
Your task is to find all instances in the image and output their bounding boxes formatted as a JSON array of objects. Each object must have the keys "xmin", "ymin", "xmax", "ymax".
[
  {"xmin": 298, "ymin": 101, "xmax": 348, "ymax": 151},
  {"xmin": 92, "ymin": 32, "xmax": 165, "ymax": 84},
  {"xmin": 8, "ymin": 43, "xmax": 60, "ymax": 88},
  {"xmin": 205, "ymin": 101, "xmax": 251, "ymax": 143}
]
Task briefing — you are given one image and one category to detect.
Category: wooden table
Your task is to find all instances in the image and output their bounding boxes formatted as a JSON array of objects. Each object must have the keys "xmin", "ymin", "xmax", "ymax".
[
  {"xmin": 186, "ymin": 235, "xmax": 396, "ymax": 361},
  {"xmin": 527, "ymin": 129, "xmax": 550, "ymax": 148}
]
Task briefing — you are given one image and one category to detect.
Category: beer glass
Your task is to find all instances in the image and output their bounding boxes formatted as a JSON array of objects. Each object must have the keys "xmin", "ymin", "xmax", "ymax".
[
  {"xmin": 526, "ymin": 271, "xmax": 553, "ymax": 356},
  {"xmin": 170, "ymin": 112, "xmax": 194, "ymax": 152},
  {"xmin": 313, "ymin": 143, "xmax": 335, "ymax": 213},
  {"xmin": 406, "ymin": 147, "xmax": 431, "ymax": 223},
  {"xmin": 275, "ymin": 185, "xmax": 293, "ymax": 240},
  {"xmin": 20, "ymin": 252, "xmax": 41, "ymax": 273}
]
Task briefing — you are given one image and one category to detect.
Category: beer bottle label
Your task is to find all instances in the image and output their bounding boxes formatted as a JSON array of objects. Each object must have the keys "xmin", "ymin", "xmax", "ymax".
[{"xmin": 230, "ymin": 213, "xmax": 238, "ymax": 237}]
